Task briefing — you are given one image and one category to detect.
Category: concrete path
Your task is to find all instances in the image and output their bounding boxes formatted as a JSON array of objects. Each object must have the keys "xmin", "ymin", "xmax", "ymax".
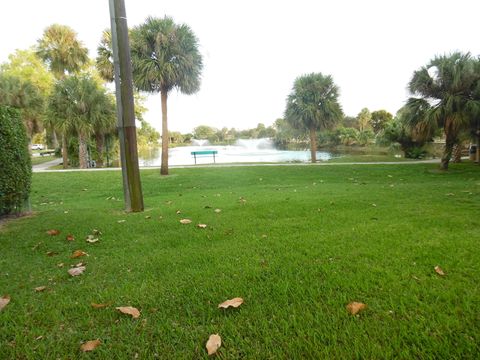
[
  {"xmin": 33, "ymin": 158, "xmax": 442, "ymax": 173},
  {"xmin": 32, "ymin": 157, "xmax": 63, "ymax": 171}
]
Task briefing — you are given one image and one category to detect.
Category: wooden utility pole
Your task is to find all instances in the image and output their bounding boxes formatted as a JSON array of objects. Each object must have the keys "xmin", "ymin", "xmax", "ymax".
[{"xmin": 109, "ymin": 0, "xmax": 144, "ymax": 212}]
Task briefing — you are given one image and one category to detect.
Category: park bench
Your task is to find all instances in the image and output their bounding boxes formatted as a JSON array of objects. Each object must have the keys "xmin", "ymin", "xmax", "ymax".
[
  {"xmin": 191, "ymin": 150, "xmax": 218, "ymax": 164},
  {"xmin": 40, "ymin": 150, "xmax": 56, "ymax": 156}
]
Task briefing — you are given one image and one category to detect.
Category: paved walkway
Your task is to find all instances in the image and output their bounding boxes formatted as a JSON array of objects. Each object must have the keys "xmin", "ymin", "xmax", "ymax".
[{"xmin": 33, "ymin": 158, "xmax": 442, "ymax": 173}]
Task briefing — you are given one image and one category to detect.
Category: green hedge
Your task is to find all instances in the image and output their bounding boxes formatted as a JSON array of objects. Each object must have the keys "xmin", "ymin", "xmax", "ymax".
[{"xmin": 0, "ymin": 106, "xmax": 32, "ymax": 216}]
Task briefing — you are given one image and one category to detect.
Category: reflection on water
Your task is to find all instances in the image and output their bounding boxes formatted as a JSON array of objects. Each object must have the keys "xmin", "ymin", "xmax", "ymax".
[{"xmin": 138, "ymin": 138, "xmax": 333, "ymax": 166}]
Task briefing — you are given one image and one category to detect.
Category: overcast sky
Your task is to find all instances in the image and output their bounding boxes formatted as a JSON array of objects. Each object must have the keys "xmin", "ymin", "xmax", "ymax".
[{"xmin": 2, "ymin": 0, "xmax": 480, "ymax": 133}]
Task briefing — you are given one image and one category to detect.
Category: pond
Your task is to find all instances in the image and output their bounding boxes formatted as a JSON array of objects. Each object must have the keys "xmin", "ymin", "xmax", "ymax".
[{"xmin": 138, "ymin": 138, "xmax": 334, "ymax": 166}]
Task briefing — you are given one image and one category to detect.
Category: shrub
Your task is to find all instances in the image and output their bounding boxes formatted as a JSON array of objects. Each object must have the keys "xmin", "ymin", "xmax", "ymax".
[{"xmin": 0, "ymin": 106, "xmax": 32, "ymax": 216}]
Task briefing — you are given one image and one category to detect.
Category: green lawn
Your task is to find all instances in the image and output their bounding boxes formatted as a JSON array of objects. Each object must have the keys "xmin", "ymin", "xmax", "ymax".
[{"xmin": 1, "ymin": 164, "xmax": 479, "ymax": 359}]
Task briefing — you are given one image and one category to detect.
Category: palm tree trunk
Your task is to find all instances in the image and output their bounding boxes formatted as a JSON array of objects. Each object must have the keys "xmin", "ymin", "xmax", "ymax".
[
  {"xmin": 160, "ymin": 90, "xmax": 169, "ymax": 175},
  {"xmin": 452, "ymin": 143, "xmax": 462, "ymax": 163},
  {"xmin": 309, "ymin": 127, "xmax": 317, "ymax": 163},
  {"xmin": 78, "ymin": 132, "xmax": 88, "ymax": 169},
  {"xmin": 95, "ymin": 132, "xmax": 105, "ymax": 167},
  {"xmin": 62, "ymin": 135, "xmax": 68, "ymax": 169},
  {"xmin": 441, "ymin": 132, "xmax": 455, "ymax": 170}
]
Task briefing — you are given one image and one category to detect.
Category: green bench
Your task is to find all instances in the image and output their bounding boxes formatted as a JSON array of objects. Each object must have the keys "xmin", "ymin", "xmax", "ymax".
[{"xmin": 191, "ymin": 150, "xmax": 218, "ymax": 164}]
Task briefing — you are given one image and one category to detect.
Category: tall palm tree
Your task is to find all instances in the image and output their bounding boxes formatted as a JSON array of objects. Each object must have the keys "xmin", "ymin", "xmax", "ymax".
[
  {"xmin": 406, "ymin": 52, "xmax": 480, "ymax": 169},
  {"xmin": 130, "ymin": 16, "xmax": 203, "ymax": 175},
  {"xmin": 95, "ymin": 30, "xmax": 114, "ymax": 83},
  {"xmin": 37, "ymin": 24, "xmax": 89, "ymax": 168},
  {"xmin": 285, "ymin": 73, "xmax": 343, "ymax": 162},
  {"xmin": 48, "ymin": 75, "xmax": 114, "ymax": 169}
]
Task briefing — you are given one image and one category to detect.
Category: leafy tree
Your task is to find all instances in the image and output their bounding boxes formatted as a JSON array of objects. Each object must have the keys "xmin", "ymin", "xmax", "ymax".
[
  {"xmin": 0, "ymin": 73, "xmax": 44, "ymax": 140},
  {"xmin": 37, "ymin": 24, "xmax": 89, "ymax": 167},
  {"xmin": 48, "ymin": 75, "xmax": 115, "ymax": 168},
  {"xmin": 406, "ymin": 52, "xmax": 480, "ymax": 169},
  {"xmin": 193, "ymin": 125, "xmax": 217, "ymax": 140},
  {"xmin": 357, "ymin": 108, "xmax": 372, "ymax": 131},
  {"xmin": 130, "ymin": 16, "xmax": 203, "ymax": 175},
  {"xmin": 285, "ymin": 73, "xmax": 343, "ymax": 162},
  {"xmin": 370, "ymin": 110, "xmax": 393, "ymax": 134},
  {"xmin": 95, "ymin": 30, "xmax": 114, "ymax": 82},
  {"xmin": 341, "ymin": 116, "xmax": 359, "ymax": 129}
]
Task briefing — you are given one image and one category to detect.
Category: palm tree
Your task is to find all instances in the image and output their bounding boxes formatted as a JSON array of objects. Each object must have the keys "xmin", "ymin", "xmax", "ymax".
[
  {"xmin": 285, "ymin": 73, "xmax": 343, "ymax": 162},
  {"xmin": 95, "ymin": 30, "xmax": 114, "ymax": 83},
  {"xmin": 37, "ymin": 24, "xmax": 89, "ymax": 168},
  {"xmin": 0, "ymin": 73, "xmax": 44, "ymax": 140},
  {"xmin": 48, "ymin": 75, "xmax": 114, "ymax": 169},
  {"xmin": 406, "ymin": 52, "xmax": 480, "ymax": 169},
  {"xmin": 130, "ymin": 16, "xmax": 203, "ymax": 175}
]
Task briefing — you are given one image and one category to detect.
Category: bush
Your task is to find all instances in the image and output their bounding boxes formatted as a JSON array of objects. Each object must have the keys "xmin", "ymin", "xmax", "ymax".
[{"xmin": 0, "ymin": 106, "xmax": 32, "ymax": 216}]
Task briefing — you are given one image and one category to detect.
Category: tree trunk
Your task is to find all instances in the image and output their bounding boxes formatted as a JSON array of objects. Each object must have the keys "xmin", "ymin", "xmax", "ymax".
[
  {"xmin": 95, "ymin": 132, "xmax": 105, "ymax": 167},
  {"xmin": 452, "ymin": 143, "xmax": 462, "ymax": 163},
  {"xmin": 52, "ymin": 130, "xmax": 59, "ymax": 149},
  {"xmin": 62, "ymin": 135, "xmax": 68, "ymax": 169},
  {"xmin": 78, "ymin": 132, "xmax": 88, "ymax": 169},
  {"xmin": 160, "ymin": 90, "xmax": 169, "ymax": 175},
  {"xmin": 309, "ymin": 127, "xmax": 317, "ymax": 163},
  {"xmin": 441, "ymin": 132, "xmax": 455, "ymax": 170}
]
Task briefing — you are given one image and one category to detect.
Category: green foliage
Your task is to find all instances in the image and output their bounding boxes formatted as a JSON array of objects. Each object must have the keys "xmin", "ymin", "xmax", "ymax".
[
  {"xmin": 0, "ymin": 73, "xmax": 45, "ymax": 138},
  {"xmin": 356, "ymin": 107, "xmax": 372, "ymax": 131},
  {"xmin": 95, "ymin": 30, "xmax": 114, "ymax": 82},
  {"xmin": 130, "ymin": 16, "xmax": 203, "ymax": 95},
  {"xmin": 36, "ymin": 24, "xmax": 89, "ymax": 79},
  {"xmin": 407, "ymin": 52, "xmax": 480, "ymax": 168},
  {"xmin": 285, "ymin": 73, "xmax": 343, "ymax": 132},
  {"xmin": 371, "ymin": 110, "xmax": 393, "ymax": 133},
  {"xmin": 138, "ymin": 120, "xmax": 161, "ymax": 146},
  {"xmin": 0, "ymin": 106, "xmax": 31, "ymax": 215},
  {"xmin": 193, "ymin": 125, "xmax": 217, "ymax": 140},
  {"xmin": 341, "ymin": 115, "xmax": 359, "ymax": 129},
  {"xmin": 273, "ymin": 118, "xmax": 307, "ymax": 147}
]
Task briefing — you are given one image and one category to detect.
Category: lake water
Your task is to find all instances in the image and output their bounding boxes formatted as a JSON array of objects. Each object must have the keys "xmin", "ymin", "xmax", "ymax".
[{"xmin": 138, "ymin": 138, "xmax": 334, "ymax": 166}]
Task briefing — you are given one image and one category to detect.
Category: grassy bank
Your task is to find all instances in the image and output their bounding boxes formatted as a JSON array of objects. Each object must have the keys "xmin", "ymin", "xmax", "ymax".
[{"xmin": 1, "ymin": 164, "xmax": 479, "ymax": 358}]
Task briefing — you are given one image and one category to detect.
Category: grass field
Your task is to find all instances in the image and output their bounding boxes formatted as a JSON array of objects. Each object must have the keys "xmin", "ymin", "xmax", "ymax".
[
  {"xmin": 30, "ymin": 155, "xmax": 56, "ymax": 166},
  {"xmin": 1, "ymin": 164, "xmax": 479, "ymax": 359}
]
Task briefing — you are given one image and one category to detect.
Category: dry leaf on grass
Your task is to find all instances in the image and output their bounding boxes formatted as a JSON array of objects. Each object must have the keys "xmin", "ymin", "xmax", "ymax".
[
  {"xmin": 346, "ymin": 302, "xmax": 367, "ymax": 315},
  {"xmin": 116, "ymin": 306, "xmax": 140, "ymax": 319},
  {"xmin": 434, "ymin": 266, "xmax": 445, "ymax": 276},
  {"xmin": 68, "ymin": 266, "xmax": 86, "ymax": 277},
  {"xmin": 176, "ymin": 210, "xmax": 181, "ymax": 214},
  {"xmin": 92, "ymin": 229, "xmax": 102, "ymax": 235},
  {"xmin": 0, "ymin": 295, "xmax": 11, "ymax": 311},
  {"xmin": 70, "ymin": 250, "xmax": 87, "ymax": 259},
  {"xmin": 91, "ymin": 302, "xmax": 110, "ymax": 309},
  {"xmin": 35, "ymin": 286, "xmax": 47, "ymax": 292},
  {"xmin": 80, "ymin": 339, "xmax": 101, "ymax": 352},
  {"xmin": 180, "ymin": 219, "xmax": 192, "ymax": 224},
  {"xmin": 117, "ymin": 220, "xmax": 126, "ymax": 223},
  {"xmin": 218, "ymin": 297, "xmax": 244, "ymax": 309},
  {"xmin": 46, "ymin": 229, "xmax": 60, "ymax": 236},
  {"xmin": 46, "ymin": 251, "xmax": 58, "ymax": 256},
  {"xmin": 214, "ymin": 209, "xmax": 221, "ymax": 213},
  {"xmin": 57, "ymin": 263, "xmax": 64, "ymax": 268},
  {"xmin": 66, "ymin": 234, "xmax": 75, "ymax": 241},
  {"xmin": 206, "ymin": 334, "xmax": 221, "ymax": 355},
  {"xmin": 197, "ymin": 224, "xmax": 207, "ymax": 229}
]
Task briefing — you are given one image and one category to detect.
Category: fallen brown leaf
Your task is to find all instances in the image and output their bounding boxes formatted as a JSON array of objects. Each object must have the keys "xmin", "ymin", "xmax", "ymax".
[
  {"xmin": 206, "ymin": 334, "xmax": 221, "ymax": 355},
  {"xmin": 80, "ymin": 339, "xmax": 101, "ymax": 352},
  {"xmin": 214, "ymin": 208, "xmax": 221, "ymax": 213},
  {"xmin": 70, "ymin": 250, "xmax": 87, "ymax": 259},
  {"xmin": 434, "ymin": 266, "xmax": 445, "ymax": 276},
  {"xmin": 197, "ymin": 224, "xmax": 207, "ymax": 229},
  {"xmin": 176, "ymin": 210, "xmax": 181, "ymax": 214},
  {"xmin": 180, "ymin": 219, "xmax": 192, "ymax": 224},
  {"xmin": 68, "ymin": 266, "xmax": 86, "ymax": 277},
  {"xmin": 47, "ymin": 229, "xmax": 60, "ymax": 236},
  {"xmin": 0, "ymin": 295, "xmax": 10, "ymax": 311},
  {"xmin": 66, "ymin": 234, "xmax": 75, "ymax": 241},
  {"xmin": 35, "ymin": 286, "xmax": 47, "ymax": 292},
  {"xmin": 346, "ymin": 302, "xmax": 367, "ymax": 315},
  {"xmin": 46, "ymin": 251, "xmax": 58, "ymax": 256},
  {"xmin": 116, "ymin": 306, "xmax": 140, "ymax": 319},
  {"xmin": 91, "ymin": 302, "xmax": 110, "ymax": 309},
  {"xmin": 86, "ymin": 235, "xmax": 99, "ymax": 243},
  {"xmin": 218, "ymin": 297, "xmax": 243, "ymax": 309}
]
